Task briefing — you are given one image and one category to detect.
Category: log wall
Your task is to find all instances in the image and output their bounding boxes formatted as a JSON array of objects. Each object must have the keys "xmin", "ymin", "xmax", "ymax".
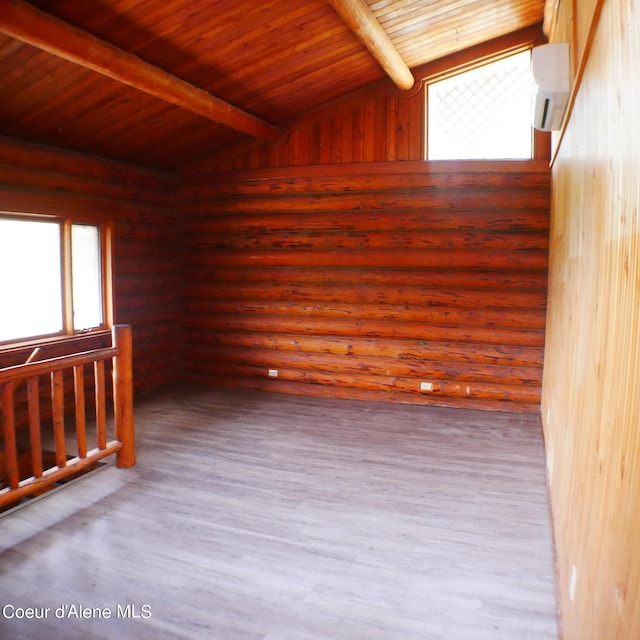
[
  {"xmin": 181, "ymin": 160, "xmax": 550, "ymax": 412},
  {"xmin": 0, "ymin": 136, "xmax": 181, "ymax": 392},
  {"xmin": 541, "ymin": 0, "xmax": 640, "ymax": 638}
]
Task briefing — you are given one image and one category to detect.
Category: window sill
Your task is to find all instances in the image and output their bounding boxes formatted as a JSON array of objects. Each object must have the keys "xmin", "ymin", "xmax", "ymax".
[{"xmin": 0, "ymin": 329, "xmax": 113, "ymax": 365}]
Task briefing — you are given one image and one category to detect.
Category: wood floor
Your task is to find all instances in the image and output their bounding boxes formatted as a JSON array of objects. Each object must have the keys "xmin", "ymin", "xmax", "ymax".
[{"xmin": 0, "ymin": 386, "xmax": 558, "ymax": 640}]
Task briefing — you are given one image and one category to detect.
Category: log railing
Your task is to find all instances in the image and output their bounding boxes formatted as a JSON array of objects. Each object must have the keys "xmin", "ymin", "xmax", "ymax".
[{"xmin": 0, "ymin": 324, "xmax": 135, "ymax": 510}]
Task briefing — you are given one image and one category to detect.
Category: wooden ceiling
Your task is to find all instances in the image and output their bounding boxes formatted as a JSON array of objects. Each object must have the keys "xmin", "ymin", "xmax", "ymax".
[{"xmin": 0, "ymin": 0, "xmax": 545, "ymax": 170}]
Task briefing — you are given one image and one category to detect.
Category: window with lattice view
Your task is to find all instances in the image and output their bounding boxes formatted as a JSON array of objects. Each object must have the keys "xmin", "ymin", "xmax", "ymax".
[{"xmin": 427, "ymin": 50, "xmax": 533, "ymax": 160}]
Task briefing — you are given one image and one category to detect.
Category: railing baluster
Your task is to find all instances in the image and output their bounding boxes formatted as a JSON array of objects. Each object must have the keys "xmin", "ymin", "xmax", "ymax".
[
  {"xmin": 2, "ymin": 383, "xmax": 20, "ymax": 489},
  {"xmin": 51, "ymin": 370, "xmax": 67, "ymax": 468},
  {"xmin": 27, "ymin": 376, "xmax": 43, "ymax": 478},
  {"xmin": 73, "ymin": 365, "xmax": 87, "ymax": 458},
  {"xmin": 0, "ymin": 324, "xmax": 135, "ymax": 509},
  {"xmin": 94, "ymin": 360, "xmax": 107, "ymax": 450}
]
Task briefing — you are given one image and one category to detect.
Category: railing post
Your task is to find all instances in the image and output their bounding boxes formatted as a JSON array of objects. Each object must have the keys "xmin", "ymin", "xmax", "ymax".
[{"xmin": 112, "ymin": 324, "xmax": 135, "ymax": 468}]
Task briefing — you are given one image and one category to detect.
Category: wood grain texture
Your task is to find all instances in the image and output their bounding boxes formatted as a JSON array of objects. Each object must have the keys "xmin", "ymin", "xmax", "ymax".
[
  {"xmin": 574, "ymin": 0, "xmax": 600, "ymax": 68},
  {"xmin": 367, "ymin": 0, "xmax": 543, "ymax": 67},
  {"xmin": 50, "ymin": 369, "xmax": 66, "ymax": 467},
  {"xmin": 0, "ymin": 0, "xmax": 282, "ymax": 141},
  {"xmin": 73, "ymin": 365, "xmax": 87, "ymax": 458},
  {"xmin": 27, "ymin": 376, "xmax": 43, "ymax": 476},
  {"xmin": 112, "ymin": 324, "xmax": 135, "ymax": 468},
  {"xmin": 1, "ymin": 383, "xmax": 18, "ymax": 488},
  {"xmin": 0, "ymin": 328, "xmax": 134, "ymax": 508},
  {"xmin": 181, "ymin": 161, "xmax": 550, "ymax": 412},
  {"xmin": 193, "ymin": 26, "xmax": 548, "ymax": 173},
  {"xmin": 0, "ymin": 386, "xmax": 557, "ymax": 639},
  {"xmin": 327, "ymin": 0, "xmax": 414, "ymax": 89},
  {"xmin": 0, "ymin": 136, "xmax": 181, "ymax": 393},
  {"xmin": 541, "ymin": 0, "xmax": 640, "ymax": 638},
  {"xmin": 0, "ymin": 2, "xmax": 545, "ymax": 169}
]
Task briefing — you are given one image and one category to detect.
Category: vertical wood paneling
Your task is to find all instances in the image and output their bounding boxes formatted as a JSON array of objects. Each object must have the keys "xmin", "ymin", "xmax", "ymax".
[
  {"xmin": 362, "ymin": 99, "xmax": 377, "ymax": 161},
  {"xmin": 575, "ymin": 0, "xmax": 600, "ymax": 65},
  {"xmin": 217, "ymin": 88, "xmax": 427, "ymax": 171},
  {"xmin": 541, "ymin": 0, "xmax": 640, "ymax": 637},
  {"xmin": 0, "ymin": 136, "xmax": 181, "ymax": 392},
  {"xmin": 385, "ymin": 96, "xmax": 399, "ymax": 161},
  {"xmin": 181, "ymin": 161, "xmax": 550, "ymax": 412}
]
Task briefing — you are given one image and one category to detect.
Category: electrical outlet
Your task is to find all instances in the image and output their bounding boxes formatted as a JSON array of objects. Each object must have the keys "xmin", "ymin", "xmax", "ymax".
[
  {"xmin": 268, "ymin": 369, "xmax": 278, "ymax": 378},
  {"xmin": 569, "ymin": 565, "xmax": 577, "ymax": 602},
  {"xmin": 419, "ymin": 381, "xmax": 433, "ymax": 392}
]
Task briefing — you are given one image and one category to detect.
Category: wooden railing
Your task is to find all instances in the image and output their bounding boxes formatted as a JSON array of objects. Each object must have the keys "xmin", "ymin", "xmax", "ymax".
[{"xmin": 0, "ymin": 324, "xmax": 135, "ymax": 510}]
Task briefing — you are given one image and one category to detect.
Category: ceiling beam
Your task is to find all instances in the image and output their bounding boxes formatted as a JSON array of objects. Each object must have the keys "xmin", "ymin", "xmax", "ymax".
[
  {"xmin": 0, "ymin": 0, "xmax": 282, "ymax": 142},
  {"xmin": 327, "ymin": 0, "xmax": 414, "ymax": 90}
]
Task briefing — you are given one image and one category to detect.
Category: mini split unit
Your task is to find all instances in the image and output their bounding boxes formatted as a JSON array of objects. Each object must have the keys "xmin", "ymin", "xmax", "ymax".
[{"xmin": 531, "ymin": 42, "xmax": 571, "ymax": 131}]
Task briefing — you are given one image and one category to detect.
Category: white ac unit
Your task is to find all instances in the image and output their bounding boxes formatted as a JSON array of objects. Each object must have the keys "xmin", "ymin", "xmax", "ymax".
[{"xmin": 531, "ymin": 43, "xmax": 570, "ymax": 131}]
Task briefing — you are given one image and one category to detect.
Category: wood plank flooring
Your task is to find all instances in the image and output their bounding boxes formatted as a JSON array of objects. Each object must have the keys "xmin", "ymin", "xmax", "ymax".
[{"xmin": 0, "ymin": 386, "xmax": 558, "ymax": 639}]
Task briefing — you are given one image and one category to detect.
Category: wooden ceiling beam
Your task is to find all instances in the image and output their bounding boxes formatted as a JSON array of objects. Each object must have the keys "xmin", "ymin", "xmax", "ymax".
[
  {"xmin": 0, "ymin": 0, "xmax": 282, "ymax": 142},
  {"xmin": 327, "ymin": 0, "xmax": 414, "ymax": 90}
]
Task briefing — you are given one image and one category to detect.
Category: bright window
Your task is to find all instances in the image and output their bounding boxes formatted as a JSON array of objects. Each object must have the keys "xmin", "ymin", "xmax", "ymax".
[
  {"xmin": 71, "ymin": 224, "xmax": 103, "ymax": 331},
  {"xmin": 427, "ymin": 50, "xmax": 533, "ymax": 160},
  {"xmin": 0, "ymin": 216, "xmax": 110, "ymax": 343}
]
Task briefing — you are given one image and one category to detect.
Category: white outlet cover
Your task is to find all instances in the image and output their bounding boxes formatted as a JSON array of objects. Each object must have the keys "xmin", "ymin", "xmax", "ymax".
[
  {"xmin": 268, "ymin": 369, "xmax": 278, "ymax": 377},
  {"xmin": 569, "ymin": 565, "xmax": 577, "ymax": 601},
  {"xmin": 419, "ymin": 382, "xmax": 433, "ymax": 391}
]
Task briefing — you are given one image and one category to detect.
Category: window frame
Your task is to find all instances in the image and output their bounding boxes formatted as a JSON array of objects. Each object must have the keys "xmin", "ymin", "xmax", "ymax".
[
  {"xmin": 0, "ymin": 213, "xmax": 114, "ymax": 347},
  {"xmin": 422, "ymin": 43, "xmax": 551, "ymax": 162}
]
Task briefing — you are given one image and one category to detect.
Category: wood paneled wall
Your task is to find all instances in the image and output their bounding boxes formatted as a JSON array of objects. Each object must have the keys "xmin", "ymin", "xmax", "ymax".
[
  {"xmin": 217, "ymin": 92, "xmax": 424, "ymax": 171},
  {"xmin": 181, "ymin": 160, "xmax": 550, "ymax": 412},
  {"xmin": 0, "ymin": 136, "xmax": 180, "ymax": 392},
  {"xmin": 541, "ymin": 0, "xmax": 640, "ymax": 638},
  {"xmin": 195, "ymin": 25, "xmax": 548, "ymax": 173}
]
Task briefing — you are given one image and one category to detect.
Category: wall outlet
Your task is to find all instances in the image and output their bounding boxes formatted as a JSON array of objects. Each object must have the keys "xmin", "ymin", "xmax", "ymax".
[
  {"xmin": 569, "ymin": 564, "xmax": 577, "ymax": 602},
  {"xmin": 268, "ymin": 369, "xmax": 278, "ymax": 378},
  {"xmin": 419, "ymin": 381, "xmax": 433, "ymax": 392}
]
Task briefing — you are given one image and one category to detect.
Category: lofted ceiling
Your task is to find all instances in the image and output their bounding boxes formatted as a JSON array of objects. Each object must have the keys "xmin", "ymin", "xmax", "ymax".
[{"xmin": 0, "ymin": 0, "xmax": 545, "ymax": 171}]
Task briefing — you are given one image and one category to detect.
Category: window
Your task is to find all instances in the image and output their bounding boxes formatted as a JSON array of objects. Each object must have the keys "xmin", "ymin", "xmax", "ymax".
[
  {"xmin": 71, "ymin": 224, "xmax": 104, "ymax": 331},
  {"xmin": 0, "ymin": 215, "xmax": 112, "ymax": 343},
  {"xmin": 427, "ymin": 50, "xmax": 533, "ymax": 160}
]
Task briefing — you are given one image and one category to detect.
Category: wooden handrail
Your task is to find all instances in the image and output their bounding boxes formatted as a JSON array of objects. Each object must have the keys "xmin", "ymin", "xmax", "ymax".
[
  {"xmin": 0, "ymin": 324, "xmax": 135, "ymax": 510},
  {"xmin": 0, "ymin": 346, "xmax": 118, "ymax": 383}
]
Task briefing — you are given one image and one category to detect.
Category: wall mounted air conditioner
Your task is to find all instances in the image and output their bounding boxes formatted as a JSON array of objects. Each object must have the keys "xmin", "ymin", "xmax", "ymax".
[{"xmin": 531, "ymin": 43, "xmax": 570, "ymax": 131}]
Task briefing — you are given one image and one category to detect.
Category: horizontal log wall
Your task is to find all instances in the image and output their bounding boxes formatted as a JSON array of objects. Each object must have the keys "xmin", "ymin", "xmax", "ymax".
[
  {"xmin": 0, "ymin": 136, "xmax": 180, "ymax": 392},
  {"xmin": 182, "ymin": 160, "xmax": 550, "ymax": 412}
]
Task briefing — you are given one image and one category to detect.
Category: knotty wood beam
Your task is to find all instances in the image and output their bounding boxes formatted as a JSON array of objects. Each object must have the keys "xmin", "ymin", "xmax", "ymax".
[
  {"xmin": 0, "ymin": 0, "xmax": 282, "ymax": 141},
  {"xmin": 327, "ymin": 0, "xmax": 414, "ymax": 90}
]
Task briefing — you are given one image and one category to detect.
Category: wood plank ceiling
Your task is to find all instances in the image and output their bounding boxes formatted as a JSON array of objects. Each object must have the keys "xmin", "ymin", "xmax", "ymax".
[{"xmin": 0, "ymin": 0, "xmax": 545, "ymax": 170}]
